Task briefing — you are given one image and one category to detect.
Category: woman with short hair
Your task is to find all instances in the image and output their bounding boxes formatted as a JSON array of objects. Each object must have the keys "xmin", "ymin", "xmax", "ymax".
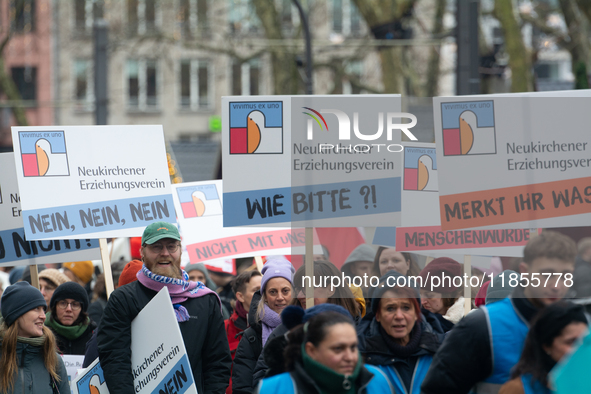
[
  {"xmin": 0, "ymin": 282, "xmax": 70, "ymax": 393},
  {"xmin": 358, "ymin": 271, "xmax": 443, "ymax": 394}
]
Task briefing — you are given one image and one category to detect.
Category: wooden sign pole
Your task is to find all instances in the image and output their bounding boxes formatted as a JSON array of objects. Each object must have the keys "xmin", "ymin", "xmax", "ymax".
[
  {"xmin": 100, "ymin": 238, "xmax": 115, "ymax": 298},
  {"xmin": 254, "ymin": 256, "xmax": 264, "ymax": 273},
  {"xmin": 305, "ymin": 228, "xmax": 314, "ymax": 309},
  {"xmin": 30, "ymin": 265, "xmax": 39, "ymax": 289},
  {"xmin": 463, "ymin": 255, "xmax": 472, "ymax": 315}
]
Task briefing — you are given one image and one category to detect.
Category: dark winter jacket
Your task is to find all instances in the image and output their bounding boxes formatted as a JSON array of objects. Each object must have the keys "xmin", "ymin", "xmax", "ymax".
[
  {"xmin": 420, "ymin": 287, "xmax": 541, "ymax": 394},
  {"xmin": 357, "ymin": 317, "xmax": 442, "ymax": 394},
  {"xmin": 82, "ymin": 329, "xmax": 98, "ymax": 368},
  {"xmin": 97, "ymin": 280, "xmax": 231, "ymax": 394},
  {"xmin": 254, "ymin": 360, "xmax": 394, "ymax": 394},
  {"xmin": 50, "ymin": 319, "xmax": 97, "ymax": 356},
  {"xmin": 225, "ymin": 308, "xmax": 248, "ymax": 394},
  {"xmin": 87, "ymin": 298, "xmax": 107, "ymax": 327},
  {"xmin": 231, "ymin": 291, "xmax": 262, "ymax": 394},
  {"xmin": 0, "ymin": 341, "xmax": 71, "ymax": 394},
  {"xmin": 252, "ymin": 323, "xmax": 289, "ymax": 387}
]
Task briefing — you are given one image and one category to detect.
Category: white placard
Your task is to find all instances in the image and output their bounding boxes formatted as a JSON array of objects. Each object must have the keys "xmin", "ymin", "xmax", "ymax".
[
  {"xmin": 11, "ymin": 125, "xmax": 175, "ymax": 240},
  {"xmin": 222, "ymin": 95, "xmax": 404, "ymax": 227},
  {"xmin": 372, "ymin": 143, "xmax": 534, "ymax": 257},
  {"xmin": 61, "ymin": 355, "xmax": 85, "ymax": 387},
  {"xmin": 71, "ymin": 288, "xmax": 197, "ymax": 394},
  {"xmin": 173, "ymin": 180, "xmax": 321, "ymax": 265},
  {"xmin": 131, "ymin": 287, "xmax": 198, "ymax": 394},
  {"xmin": 70, "ymin": 357, "xmax": 109, "ymax": 394},
  {"xmin": 0, "ymin": 153, "xmax": 100, "ymax": 266},
  {"xmin": 433, "ymin": 91, "xmax": 591, "ymax": 231}
]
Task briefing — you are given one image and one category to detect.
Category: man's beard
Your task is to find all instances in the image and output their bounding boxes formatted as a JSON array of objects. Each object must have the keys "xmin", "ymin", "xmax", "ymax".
[{"xmin": 149, "ymin": 260, "xmax": 183, "ymax": 279}]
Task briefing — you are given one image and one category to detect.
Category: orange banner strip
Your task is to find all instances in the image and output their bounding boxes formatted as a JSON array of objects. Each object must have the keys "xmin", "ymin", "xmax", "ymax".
[{"xmin": 439, "ymin": 177, "xmax": 591, "ymax": 231}]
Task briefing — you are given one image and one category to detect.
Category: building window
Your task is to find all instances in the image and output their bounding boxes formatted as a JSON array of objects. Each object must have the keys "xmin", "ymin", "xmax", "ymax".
[
  {"xmin": 228, "ymin": 0, "xmax": 261, "ymax": 34},
  {"xmin": 343, "ymin": 60, "xmax": 363, "ymax": 94},
  {"xmin": 11, "ymin": 0, "xmax": 35, "ymax": 34},
  {"xmin": 231, "ymin": 58, "xmax": 261, "ymax": 96},
  {"xmin": 279, "ymin": 0, "xmax": 295, "ymax": 34},
  {"xmin": 179, "ymin": 0, "xmax": 209, "ymax": 38},
  {"xmin": 127, "ymin": 0, "xmax": 159, "ymax": 36},
  {"xmin": 74, "ymin": 0, "xmax": 103, "ymax": 33},
  {"xmin": 331, "ymin": 0, "xmax": 362, "ymax": 36},
  {"xmin": 127, "ymin": 59, "xmax": 159, "ymax": 110},
  {"xmin": 74, "ymin": 60, "xmax": 94, "ymax": 110},
  {"xmin": 11, "ymin": 67, "xmax": 36, "ymax": 102},
  {"xmin": 180, "ymin": 59, "xmax": 212, "ymax": 110}
]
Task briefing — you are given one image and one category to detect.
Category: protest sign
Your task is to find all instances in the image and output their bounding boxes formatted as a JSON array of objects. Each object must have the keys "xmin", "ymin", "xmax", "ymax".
[
  {"xmin": 131, "ymin": 287, "xmax": 197, "ymax": 394},
  {"xmin": 551, "ymin": 331, "xmax": 591, "ymax": 394},
  {"xmin": 71, "ymin": 357, "xmax": 109, "ymax": 394},
  {"xmin": 11, "ymin": 125, "xmax": 174, "ymax": 240},
  {"xmin": 71, "ymin": 289, "xmax": 196, "ymax": 394},
  {"xmin": 173, "ymin": 180, "xmax": 320, "ymax": 265},
  {"xmin": 0, "ymin": 153, "xmax": 100, "ymax": 266},
  {"xmin": 61, "ymin": 355, "xmax": 85, "ymax": 386},
  {"xmin": 373, "ymin": 144, "xmax": 533, "ymax": 257},
  {"xmin": 433, "ymin": 92, "xmax": 591, "ymax": 231},
  {"xmin": 222, "ymin": 95, "xmax": 404, "ymax": 227}
]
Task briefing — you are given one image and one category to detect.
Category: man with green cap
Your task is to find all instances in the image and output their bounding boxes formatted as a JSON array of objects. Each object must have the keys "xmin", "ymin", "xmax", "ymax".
[{"xmin": 97, "ymin": 221, "xmax": 231, "ymax": 394}]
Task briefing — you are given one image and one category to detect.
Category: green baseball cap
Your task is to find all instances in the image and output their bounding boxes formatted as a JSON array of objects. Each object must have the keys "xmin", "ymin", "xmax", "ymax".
[{"xmin": 141, "ymin": 222, "xmax": 181, "ymax": 245}]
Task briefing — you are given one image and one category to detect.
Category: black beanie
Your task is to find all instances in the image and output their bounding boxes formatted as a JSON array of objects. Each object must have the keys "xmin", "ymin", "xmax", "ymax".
[
  {"xmin": 50, "ymin": 282, "xmax": 89, "ymax": 312},
  {"xmin": 1, "ymin": 282, "xmax": 47, "ymax": 327}
]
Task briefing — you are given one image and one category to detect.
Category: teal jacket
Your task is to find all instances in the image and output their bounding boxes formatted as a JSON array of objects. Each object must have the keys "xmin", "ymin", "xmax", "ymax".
[{"xmin": 0, "ymin": 341, "xmax": 70, "ymax": 394}]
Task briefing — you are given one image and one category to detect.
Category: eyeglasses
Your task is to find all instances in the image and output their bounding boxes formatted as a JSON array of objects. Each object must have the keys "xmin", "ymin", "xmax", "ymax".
[
  {"xmin": 57, "ymin": 300, "xmax": 82, "ymax": 311},
  {"xmin": 147, "ymin": 243, "xmax": 180, "ymax": 254}
]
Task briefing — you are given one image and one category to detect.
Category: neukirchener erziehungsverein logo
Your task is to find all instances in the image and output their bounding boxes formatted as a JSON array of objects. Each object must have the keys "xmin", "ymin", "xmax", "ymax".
[
  {"xmin": 19, "ymin": 131, "xmax": 70, "ymax": 177},
  {"xmin": 177, "ymin": 184, "xmax": 222, "ymax": 219},
  {"xmin": 441, "ymin": 100, "xmax": 496, "ymax": 156},
  {"xmin": 229, "ymin": 101, "xmax": 283, "ymax": 154},
  {"xmin": 403, "ymin": 146, "xmax": 438, "ymax": 192}
]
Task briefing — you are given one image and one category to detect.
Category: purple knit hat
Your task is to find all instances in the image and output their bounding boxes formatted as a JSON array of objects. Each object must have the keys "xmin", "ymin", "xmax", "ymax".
[{"xmin": 260, "ymin": 258, "xmax": 295, "ymax": 292}]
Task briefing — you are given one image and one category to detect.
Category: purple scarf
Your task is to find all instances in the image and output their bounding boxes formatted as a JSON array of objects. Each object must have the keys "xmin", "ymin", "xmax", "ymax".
[
  {"xmin": 137, "ymin": 265, "xmax": 221, "ymax": 322},
  {"xmin": 261, "ymin": 304, "xmax": 282, "ymax": 346}
]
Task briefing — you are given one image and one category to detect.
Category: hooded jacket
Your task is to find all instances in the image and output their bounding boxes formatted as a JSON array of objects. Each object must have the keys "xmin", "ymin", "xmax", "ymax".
[
  {"xmin": 0, "ymin": 341, "xmax": 70, "ymax": 394},
  {"xmin": 231, "ymin": 290, "xmax": 263, "ymax": 394},
  {"xmin": 357, "ymin": 318, "xmax": 442, "ymax": 394},
  {"xmin": 97, "ymin": 280, "xmax": 231, "ymax": 394}
]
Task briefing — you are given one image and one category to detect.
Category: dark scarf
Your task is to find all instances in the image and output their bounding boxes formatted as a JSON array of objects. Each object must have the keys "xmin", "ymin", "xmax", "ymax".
[
  {"xmin": 45, "ymin": 312, "xmax": 89, "ymax": 341},
  {"xmin": 235, "ymin": 300, "xmax": 248, "ymax": 320},
  {"xmin": 302, "ymin": 343, "xmax": 362, "ymax": 394},
  {"xmin": 379, "ymin": 321, "xmax": 422, "ymax": 358},
  {"xmin": 512, "ymin": 286, "xmax": 541, "ymax": 324}
]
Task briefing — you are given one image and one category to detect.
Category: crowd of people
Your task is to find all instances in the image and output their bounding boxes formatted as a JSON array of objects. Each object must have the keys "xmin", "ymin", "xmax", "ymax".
[{"xmin": 0, "ymin": 223, "xmax": 589, "ymax": 394}]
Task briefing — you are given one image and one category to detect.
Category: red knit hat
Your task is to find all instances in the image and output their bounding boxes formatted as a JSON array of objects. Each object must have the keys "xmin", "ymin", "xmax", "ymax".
[
  {"xmin": 419, "ymin": 257, "xmax": 462, "ymax": 294},
  {"xmin": 118, "ymin": 260, "xmax": 143, "ymax": 287}
]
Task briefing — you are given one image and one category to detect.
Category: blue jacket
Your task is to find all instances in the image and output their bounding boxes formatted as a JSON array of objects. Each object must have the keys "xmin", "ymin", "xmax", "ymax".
[
  {"xmin": 357, "ymin": 318, "xmax": 442, "ymax": 394},
  {"xmin": 255, "ymin": 362, "xmax": 393, "ymax": 394},
  {"xmin": 479, "ymin": 298, "xmax": 529, "ymax": 390},
  {"xmin": 421, "ymin": 289, "xmax": 540, "ymax": 394}
]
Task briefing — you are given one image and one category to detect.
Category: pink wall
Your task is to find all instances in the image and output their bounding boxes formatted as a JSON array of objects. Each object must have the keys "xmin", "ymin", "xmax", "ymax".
[{"xmin": 1, "ymin": 0, "xmax": 53, "ymax": 131}]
